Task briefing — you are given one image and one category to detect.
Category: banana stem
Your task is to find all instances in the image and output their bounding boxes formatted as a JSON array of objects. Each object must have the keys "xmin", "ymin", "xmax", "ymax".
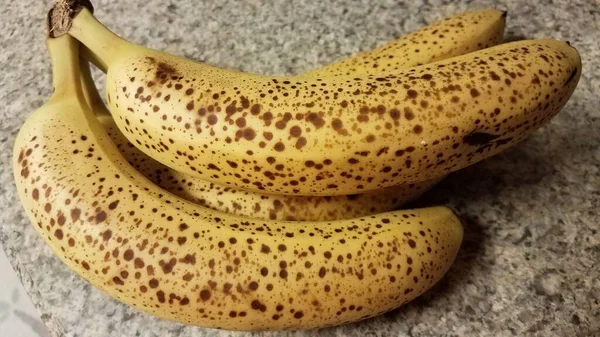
[
  {"xmin": 68, "ymin": 8, "xmax": 128, "ymax": 71},
  {"xmin": 79, "ymin": 56, "xmax": 110, "ymax": 116},
  {"xmin": 47, "ymin": 35, "xmax": 82, "ymax": 100},
  {"xmin": 81, "ymin": 44, "xmax": 107, "ymax": 73}
]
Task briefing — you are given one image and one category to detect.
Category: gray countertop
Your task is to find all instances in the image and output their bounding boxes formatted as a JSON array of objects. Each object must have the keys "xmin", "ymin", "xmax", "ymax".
[{"xmin": 1, "ymin": 0, "xmax": 599, "ymax": 336}]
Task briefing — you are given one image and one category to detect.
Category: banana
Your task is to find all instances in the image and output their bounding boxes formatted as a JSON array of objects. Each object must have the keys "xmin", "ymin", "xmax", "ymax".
[
  {"xmin": 82, "ymin": 64, "xmax": 443, "ymax": 222},
  {"xmin": 79, "ymin": 9, "xmax": 507, "ymax": 220},
  {"xmin": 14, "ymin": 33, "xmax": 463, "ymax": 330},
  {"xmin": 80, "ymin": 8, "xmax": 512, "ymax": 220},
  {"xmin": 80, "ymin": 56, "xmax": 444, "ymax": 222},
  {"xmin": 305, "ymin": 10, "xmax": 506, "ymax": 77},
  {"xmin": 64, "ymin": 5, "xmax": 581, "ymax": 196},
  {"xmin": 80, "ymin": 10, "xmax": 507, "ymax": 78}
]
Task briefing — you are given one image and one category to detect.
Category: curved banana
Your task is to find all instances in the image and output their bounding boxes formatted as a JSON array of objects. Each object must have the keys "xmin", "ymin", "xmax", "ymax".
[
  {"xmin": 79, "ymin": 9, "xmax": 506, "ymax": 220},
  {"xmin": 80, "ymin": 14, "xmax": 510, "ymax": 221},
  {"xmin": 81, "ymin": 10, "xmax": 507, "ymax": 78},
  {"xmin": 65, "ymin": 5, "xmax": 581, "ymax": 196},
  {"xmin": 81, "ymin": 63, "xmax": 443, "ymax": 222},
  {"xmin": 305, "ymin": 10, "xmax": 506, "ymax": 77},
  {"xmin": 14, "ymin": 34, "xmax": 463, "ymax": 330},
  {"xmin": 80, "ymin": 55, "xmax": 443, "ymax": 222}
]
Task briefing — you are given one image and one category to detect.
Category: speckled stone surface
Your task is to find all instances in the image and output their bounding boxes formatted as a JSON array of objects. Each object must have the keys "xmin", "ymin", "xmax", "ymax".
[{"xmin": 1, "ymin": 0, "xmax": 599, "ymax": 336}]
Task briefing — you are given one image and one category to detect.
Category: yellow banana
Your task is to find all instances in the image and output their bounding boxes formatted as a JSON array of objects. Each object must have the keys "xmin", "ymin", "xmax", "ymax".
[
  {"xmin": 305, "ymin": 10, "xmax": 506, "ymax": 77},
  {"xmin": 79, "ymin": 8, "xmax": 506, "ymax": 220},
  {"xmin": 80, "ymin": 51, "xmax": 443, "ymax": 222},
  {"xmin": 65, "ymin": 5, "xmax": 581, "ymax": 196},
  {"xmin": 82, "ymin": 63, "xmax": 443, "ymax": 222},
  {"xmin": 14, "ymin": 33, "xmax": 463, "ymax": 331}
]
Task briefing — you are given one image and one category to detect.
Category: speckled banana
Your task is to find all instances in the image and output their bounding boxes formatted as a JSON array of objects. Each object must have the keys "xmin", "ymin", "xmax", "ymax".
[
  {"xmin": 79, "ymin": 9, "xmax": 506, "ymax": 219},
  {"xmin": 64, "ymin": 4, "xmax": 581, "ymax": 196},
  {"xmin": 305, "ymin": 9, "xmax": 506, "ymax": 77},
  {"xmin": 14, "ymin": 34, "xmax": 463, "ymax": 330},
  {"xmin": 78, "ymin": 8, "xmax": 506, "ymax": 220},
  {"xmin": 82, "ymin": 66, "xmax": 443, "ymax": 222},
  {"xmin": 85, "ymin": 82, "xmax": 443, "ymax": 221}
]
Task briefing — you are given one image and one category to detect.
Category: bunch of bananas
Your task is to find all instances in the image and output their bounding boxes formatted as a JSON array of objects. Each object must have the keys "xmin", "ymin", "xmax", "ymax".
[{"xmin": 13, "ymin": 0, "xmax": 580, "ymax": 331}]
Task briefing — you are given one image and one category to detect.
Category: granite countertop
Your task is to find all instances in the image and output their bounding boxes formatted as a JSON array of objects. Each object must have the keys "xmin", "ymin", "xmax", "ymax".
[{"xmin": 1, "ymin": 0, "xmax": 599, "ymax": 336}]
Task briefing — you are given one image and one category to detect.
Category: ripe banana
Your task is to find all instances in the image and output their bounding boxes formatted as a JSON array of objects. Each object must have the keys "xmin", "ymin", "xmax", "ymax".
[
  {"xmin": 79, "ymin": 8, "xmax": 506, "ymax": 220},
  {"xmin": 82, "ymin": 9, "xmax": 507, "ymax": 219},
  {"xmin": 82, "ymin": 64, "xmax": 443, "ymax": 222},
  {"xmin": 15, "ymin": 34, "xmax": 463, "ymax": 330},
  {"xmin": 81, "ymin": 52, "xmax": 443, "ymax": 222},
  {"xmin": 65, "ymin": 5, "xmax": 581, "ymax": 196},
  {"xmin": 305, "ymin": 9, "xmax": 506, "ymax": 77}
]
